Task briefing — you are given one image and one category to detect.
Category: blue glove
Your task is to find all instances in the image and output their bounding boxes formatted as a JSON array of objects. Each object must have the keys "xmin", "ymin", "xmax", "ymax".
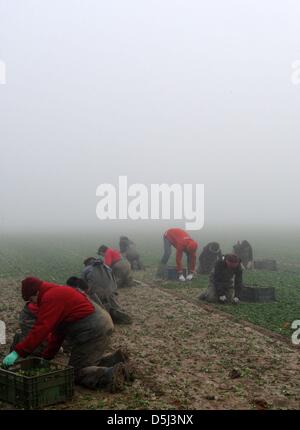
[{"xmin": 2, "ymin": 351, "xmax": 19, "ymax": 368}]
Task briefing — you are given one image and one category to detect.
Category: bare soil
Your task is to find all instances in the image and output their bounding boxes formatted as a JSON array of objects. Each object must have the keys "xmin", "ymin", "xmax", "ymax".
[{"xmin": 1, "ymin": 278, "xmax": 300, "ymax": 410}]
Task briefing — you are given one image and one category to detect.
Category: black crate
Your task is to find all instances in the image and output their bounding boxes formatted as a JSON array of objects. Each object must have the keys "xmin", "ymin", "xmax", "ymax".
[
  {"xmin": 0, "ymin": 357, "xmax": 74, "ymax": 409},
  {"xmin": 240, "ymin": 285, "xmax": 276, "ymax": 303},
  {"xmin": 254, "ymin": 259, "xmax": 278, "ymax": 271},
  {"xmin": 164, "ymin": 266, "xmax": 187, "ymax": 280}
]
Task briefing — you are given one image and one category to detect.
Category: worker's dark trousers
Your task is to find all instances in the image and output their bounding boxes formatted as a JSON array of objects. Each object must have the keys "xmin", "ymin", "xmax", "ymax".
[
  {"xmin": 199, "ymin": 272, "xmax": 234, "ymax": 303},
  {"xmin": 100, "ymin": 292, "xmax": 122, "ymax": 312},
  {"xmin": 160, "ymin": 237, "xmax": 172, "ymax": 265},
  {"xmin": 101, "ymin": 293, "xmax": 132, "ymax": 324},
  {"xmin": 125, "ymin": 248, "xmax": 144, "ymax": 270},
  {"xmin": 64, "ymin": 310, "xmax": 116, "ymax": 390},
  {"xmin": 70, "ymin": 333, "xmax": 113, "ymax": 389},
  {"xmin": 187, "ymin": 252, "xmax": 192, "ymax": 273},
  {"xmin": 112, "ymin": 259, "xmax": 133, "ymax": 288},
  {"xmin": 85, "ymin": 292, "xmax": 131, "ymax": 325},
  {"xmin": 128, "ymin": 256, "xmax": 143, "ymax": 271}
]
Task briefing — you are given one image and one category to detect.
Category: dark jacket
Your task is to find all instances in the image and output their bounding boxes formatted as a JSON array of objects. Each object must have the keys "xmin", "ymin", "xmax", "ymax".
[
  {"xmin": 81, "ymin": 260, "xmax": 117, "ymax": 300},
  {"xmin": 198, "ymin": 242, "xmax": 222, "ymax": 274},
  {"xmin": 211, "ymin": 257, "xmax": 243, "ymax": 297},
  {"xmin": 233, "ymin": 241, "xmax": 253, "ymax": 266},
  {"xmin": 119, "ymin": 237, "xmax": 134, "ymax": 254}
]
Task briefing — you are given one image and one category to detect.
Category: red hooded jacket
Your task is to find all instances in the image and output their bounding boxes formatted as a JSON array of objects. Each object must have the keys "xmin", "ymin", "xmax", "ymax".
[
  {"xmin": 164, "ymin": 228, "xmax": 198, "ymax": 273},
  {"xmin": 104, "ymin": 248, "xmax": 121, "ymax": 267},
  {"xmin": 15, "ymin": 281, "xmax": 95, "ymax": 359},
  {"xmin": 27, "ymin": 302, "xmax": 39, "ymax": 317}
]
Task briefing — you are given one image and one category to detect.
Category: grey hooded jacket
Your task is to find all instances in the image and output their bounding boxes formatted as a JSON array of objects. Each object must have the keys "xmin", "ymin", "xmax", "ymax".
[{"xmin": 81, "ymin": 259, "xmax": 117, "ymax": 304}]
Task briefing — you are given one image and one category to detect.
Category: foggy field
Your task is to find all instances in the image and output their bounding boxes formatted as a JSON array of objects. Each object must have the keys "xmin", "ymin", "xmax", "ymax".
[
  {"xmin": 1, "ymin": 276, "xmax": 300, "ymax": 410},
  {"xmin": 1, "ymin": 229, "xmax": 300, "ymax": 336},
  {"xmin": 1, "ymin": 230, "xmax": 300, "ymax": 410},
  {"xmin": 1, "ymin": 0, "xmax": 300, "ymax": 413}
]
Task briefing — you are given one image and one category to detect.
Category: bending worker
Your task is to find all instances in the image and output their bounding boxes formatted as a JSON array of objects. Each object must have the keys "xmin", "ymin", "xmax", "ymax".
[
  {"xmin": 156, "ymin": 228, "xmax": 198, "ymax": 281},
  {"xmin": 2, "ymin": 277, "xmax": 133, "ymax": 392},
  {"xmin": 98, "ymin": 245, "xmax": 133, "ymax": 288}
]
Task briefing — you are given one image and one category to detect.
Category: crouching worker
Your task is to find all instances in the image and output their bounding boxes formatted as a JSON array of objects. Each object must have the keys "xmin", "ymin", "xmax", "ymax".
[
  {"xmin": 198, "ymin": 242, "xmax": 222, "ymax": 275},
  {"xmin": 98, "ymin": 246, "xmax": 133, "ymax": 288},
  {"xmin": 199, "ymin": 254, "xmax": 243, "ymax": 304},
  {"xmin": 2, "ymin": 277, "xmax": 134, "ymax": 392},
  {"xmin": 156, "ymin": 228, "xmax": 198, "ymax": 281},
  {"xmin": 119, "ymin": 236, "xmax": 144, "ymax": 270},
  {"xmin": 78, "ymin": 257, "xmax": 132, "ymax": 324},
  {"xmin": 233, "ymin": 240, "xmax": 254, "ymax": 269}
]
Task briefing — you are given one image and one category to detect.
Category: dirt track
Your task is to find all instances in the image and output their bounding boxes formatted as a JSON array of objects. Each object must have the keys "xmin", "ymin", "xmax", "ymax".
[{"xmin": 1, "ymin": 279, "xmax": 300, "ymax": 409}]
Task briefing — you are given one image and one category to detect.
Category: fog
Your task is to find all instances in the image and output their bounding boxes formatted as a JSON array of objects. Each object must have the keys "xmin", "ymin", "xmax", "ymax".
[{"xmin": 0, "ymin": 0, "xmax": 300, "ymax": 233}]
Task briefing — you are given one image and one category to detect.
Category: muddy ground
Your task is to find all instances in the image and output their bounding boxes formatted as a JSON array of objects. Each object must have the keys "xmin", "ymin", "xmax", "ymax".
[{"xmin": 1, "ymin": 278, "xmax": 300, "ymax": 410}]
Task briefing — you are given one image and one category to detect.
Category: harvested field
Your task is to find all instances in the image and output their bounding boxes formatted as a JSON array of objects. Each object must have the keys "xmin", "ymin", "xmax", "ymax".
[{"xmin": 1, "ymin": 278, "xmax": 300, "ymax": 410}]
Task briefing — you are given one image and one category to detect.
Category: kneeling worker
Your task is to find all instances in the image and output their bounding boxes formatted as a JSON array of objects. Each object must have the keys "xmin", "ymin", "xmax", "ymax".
[
  {"xmin": 2, "ymin": 277, "xmax": 134, "ymax": 392},
  {"xmin": 80, "ymin": 257, "xmax": 132, "ymax": 324},
  {"xmin": 156, "ymin": 228, "xmax": 198, "ymax": 281},
  {"xmin": 119, "ymin": 236, "xmax": 144, "ymax": 271},
  {"xmin": 98, "ymin": 245, "xmax": 133, "ymax": 288},
  {"xmin": 199, "ymin": 254, "xmax": 243, "ymax": 304}
]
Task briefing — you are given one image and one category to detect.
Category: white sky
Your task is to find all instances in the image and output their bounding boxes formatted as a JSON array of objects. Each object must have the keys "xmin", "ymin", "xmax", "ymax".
[{"xmin": 0, "ymin": 0, "xmax": 300, "ymax": 231}]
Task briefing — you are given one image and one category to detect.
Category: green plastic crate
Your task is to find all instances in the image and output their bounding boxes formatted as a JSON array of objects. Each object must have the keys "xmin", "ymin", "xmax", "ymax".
[{"xmin": 0, "ymin": 357, "xmax": 74, "ymax": 409}]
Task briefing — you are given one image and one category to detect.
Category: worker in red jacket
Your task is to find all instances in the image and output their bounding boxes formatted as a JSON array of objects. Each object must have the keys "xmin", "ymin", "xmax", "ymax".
[
  {"xmin": 2, "ymin": 277, "xmax": 134, "ymax": 392},
  {"xmin": 156, "ymin": 228, "xmax": 198, "ymax": 281},
  {"xmin": 98, "ymin": 245, "xmax": 133, "ymax": 288}
]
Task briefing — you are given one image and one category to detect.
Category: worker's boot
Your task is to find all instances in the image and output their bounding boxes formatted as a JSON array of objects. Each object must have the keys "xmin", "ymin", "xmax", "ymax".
[
  {"xmin": 98, "ymin": 348, "xmax": 129, "ymax": 367},
  {"xmin": 121, "ymin": 362, "xmax": 136, "ymax": 383},
  {"xmin": 186, "ymin": 273, "xmax": 194, "ymax": 281},
  {"xmin": 98, "ymin": 351, "xmax": 135, "ymax": 383},
  {"xmin": 100, "ymin": 363, "xmax": 126, "ymax": 393},
  {"xmin": 110, "ymin": 309, "xmax": 133, "ymax": 325}
]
